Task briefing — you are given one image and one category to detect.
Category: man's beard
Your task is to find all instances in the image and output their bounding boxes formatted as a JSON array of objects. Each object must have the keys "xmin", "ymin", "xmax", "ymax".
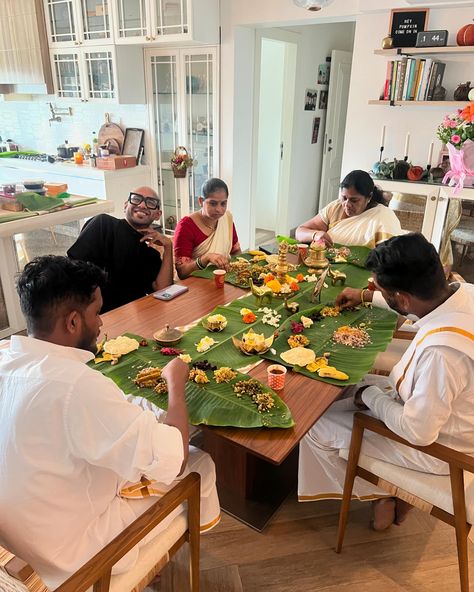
[
  {"xmin": 76, "ymin": 321, "xmax": 97, "ymax": 354},
  {"xmin": 385, "ymin": 295, "xmax": 408, "ymax": 316}
]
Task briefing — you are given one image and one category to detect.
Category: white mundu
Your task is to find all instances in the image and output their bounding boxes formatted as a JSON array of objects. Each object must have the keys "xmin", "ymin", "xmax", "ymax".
[
  {"xmin": 0, "ymin": 336, "xmax": 220, "ymax": 590},
  {"xmin": 298, "ymin": 283, "xmax": 474, "ymax": 502}
]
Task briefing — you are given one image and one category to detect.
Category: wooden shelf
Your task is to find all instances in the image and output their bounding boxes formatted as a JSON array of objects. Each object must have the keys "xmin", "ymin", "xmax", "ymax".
[
  {"xmin": 369, "ymin": 100, "xmax": 469, "ymax": 107},
  {"xmin": 374, "ymin": 46, "xmax": 474, "ymax": 57}
]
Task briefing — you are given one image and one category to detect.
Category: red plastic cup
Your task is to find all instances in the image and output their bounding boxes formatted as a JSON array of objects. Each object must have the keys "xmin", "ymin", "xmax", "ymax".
[
  {"xmin": 213, "ymin": 269, "xmax": 226, "ymax": 288},
  {"xmin": 267, "ymin": 364, "xmax": 287, "ymax": 391},
  {"xmin": 297, "ymin": 243, "xmax": 308, "ymax": 264}
]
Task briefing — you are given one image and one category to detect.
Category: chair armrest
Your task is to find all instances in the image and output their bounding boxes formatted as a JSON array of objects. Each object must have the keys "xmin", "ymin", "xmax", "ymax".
[
  {"xmin": 56, "ymin": 472, "xmax": 200, "ymax": 592},
  {"xmin": 354, "ymin": 413, "xmax": 474, "ymax": 472},
  {"xmin": 392, "ymin": 330, "xmax": 416, "ymax": 340}
]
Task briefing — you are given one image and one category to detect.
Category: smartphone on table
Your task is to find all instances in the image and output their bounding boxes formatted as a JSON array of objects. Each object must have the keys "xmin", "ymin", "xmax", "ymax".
[{"xmin": 153, "ymin": 284, "xmax": 189, "ymax": 301}]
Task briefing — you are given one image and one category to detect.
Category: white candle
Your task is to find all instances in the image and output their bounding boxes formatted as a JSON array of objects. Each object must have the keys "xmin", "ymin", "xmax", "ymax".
[
  {"xmin": 427, "ymin": 141, "xmax": 434, "ymax": 166},
  {"xmin": 380, "ymin": 125, "xmax": 386, "ymax": 148},
  {"xmin": 404, "ymin": 133, "xmax": 410, "ymax": 158}
]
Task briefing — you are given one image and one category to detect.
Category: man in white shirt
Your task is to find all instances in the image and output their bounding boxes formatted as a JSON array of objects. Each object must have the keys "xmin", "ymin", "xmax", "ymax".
[
  {"xmin": 0, "ymin": 256, "xmax": 219, "ymax": 589},
  {"xmin": 298, "ymin": 233, "xmax": 474, "ymax": 530}
]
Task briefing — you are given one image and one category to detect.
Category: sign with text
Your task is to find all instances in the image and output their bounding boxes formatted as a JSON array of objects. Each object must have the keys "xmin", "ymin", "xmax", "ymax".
[{"xmin": 389, "ymin": 8, "xmax": 429, "ymax": 48}]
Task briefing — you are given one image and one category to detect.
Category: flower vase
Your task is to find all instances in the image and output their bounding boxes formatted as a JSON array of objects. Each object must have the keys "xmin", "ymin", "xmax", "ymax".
[{"xmin": 443, "ymin": 140, "xmax": 474, "ymax": 194}]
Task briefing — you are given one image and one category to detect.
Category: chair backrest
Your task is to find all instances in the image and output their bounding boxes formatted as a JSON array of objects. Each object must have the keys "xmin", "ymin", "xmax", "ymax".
[{"xmin": 0, "ymin": 568, "xmax": 30, "ymax": 592}]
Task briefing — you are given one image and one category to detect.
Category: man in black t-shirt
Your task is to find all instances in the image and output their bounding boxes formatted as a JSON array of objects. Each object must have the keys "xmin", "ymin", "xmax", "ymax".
[{"xmin": 68, "ymin": 186, "xmax": 174, "ymax": 312}]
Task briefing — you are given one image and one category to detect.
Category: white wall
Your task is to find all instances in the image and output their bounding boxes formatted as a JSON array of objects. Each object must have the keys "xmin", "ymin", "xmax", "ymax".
[{"xmin": 0, "ymin": 99, "xmax": 148, "ymax": 160}]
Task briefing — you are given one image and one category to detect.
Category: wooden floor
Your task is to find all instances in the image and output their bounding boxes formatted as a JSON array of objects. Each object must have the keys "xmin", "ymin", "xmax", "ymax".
[{"xmin": 189, "ymin": 493, "xmax": 473, "ymax": 592}]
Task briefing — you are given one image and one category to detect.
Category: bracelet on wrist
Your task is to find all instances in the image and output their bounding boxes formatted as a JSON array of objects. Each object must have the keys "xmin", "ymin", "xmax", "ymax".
[
  {"xmin": 360, "ymin": 288, "xmax": 372, "ymax": 308},
  {"xmin": 196, "ymin": 257, "xmax": 205, "ymax": 270},
  {"xmin": 311, "ymin": 231, "xmax": 319, "ymax": 242}
]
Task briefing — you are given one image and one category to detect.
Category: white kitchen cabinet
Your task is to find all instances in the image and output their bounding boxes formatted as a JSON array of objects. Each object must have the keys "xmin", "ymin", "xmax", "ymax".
[
  {"xmin": 145, "ymin": 46, "xmax": 218, "ymax": 234},
  {"xmin": 112, "ymin": 0, "xmax": 218, "ymax": 46},
  {"xmin": 0, "ymin": 0, "xmax": 53, "ymax": 93},
  {"xmin": 50, "ymin": 45, "xmax": 145, "ymax": 103},
  {"xmin": 43, "ymin": 0, "xmax": 113, "ymax": 47}
]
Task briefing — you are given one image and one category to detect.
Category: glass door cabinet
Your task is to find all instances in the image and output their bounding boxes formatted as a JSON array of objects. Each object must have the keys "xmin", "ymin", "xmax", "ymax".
[{"xmin": 146, "ymin": 47, "xmax": 218, "ymax": 235}]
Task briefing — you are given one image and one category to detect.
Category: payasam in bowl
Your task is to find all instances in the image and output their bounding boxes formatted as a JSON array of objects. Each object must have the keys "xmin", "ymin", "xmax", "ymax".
[{"xmin": 202, "ymin": 314, "xmax": 228, "ymax": 332}]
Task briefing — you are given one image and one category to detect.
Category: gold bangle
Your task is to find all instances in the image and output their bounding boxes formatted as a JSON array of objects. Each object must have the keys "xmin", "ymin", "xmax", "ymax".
[{"xmin": 360, "ymin": 288, "xmax": 366, "ymax": 307}]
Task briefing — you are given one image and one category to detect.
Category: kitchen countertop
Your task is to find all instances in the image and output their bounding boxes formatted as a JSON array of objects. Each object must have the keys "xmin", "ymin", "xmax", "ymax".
[{"xmin": 0, "ymin": 158, "xmax": 151, "ymax": 179}]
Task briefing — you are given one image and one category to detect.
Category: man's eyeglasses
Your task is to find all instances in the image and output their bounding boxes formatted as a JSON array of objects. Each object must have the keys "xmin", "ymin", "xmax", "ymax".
[{"xmin": 128, "ymin": 192, "xmax": 160, "ymax": 210}]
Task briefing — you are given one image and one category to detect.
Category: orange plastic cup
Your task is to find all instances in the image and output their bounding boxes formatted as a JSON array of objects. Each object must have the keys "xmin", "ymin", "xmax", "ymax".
[
  {"xmin": 267, "ymin": 364, "xmax": 287, "ymax": 391},
  {"xmin": 297, "ymin": 243, "xmax": 308, "ymax": 264},
  {"xmin": 73, "ymin": 151, "xmax": 83, "ymax": 165},
  {"xmin": 213, "ymin": 269, "xmax": 226, "ymax": 288}
]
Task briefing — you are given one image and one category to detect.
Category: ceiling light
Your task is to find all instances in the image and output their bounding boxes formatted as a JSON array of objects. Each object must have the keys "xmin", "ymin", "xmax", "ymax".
[{"xmin": 293, "ymin": 0, "xmax": 335, "ymax": 10}]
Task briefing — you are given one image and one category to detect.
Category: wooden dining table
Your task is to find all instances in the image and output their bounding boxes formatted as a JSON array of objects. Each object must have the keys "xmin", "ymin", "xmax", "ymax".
[{"xmin": 100, "ymin": 275, "xmax": 353, "ymax": 530}]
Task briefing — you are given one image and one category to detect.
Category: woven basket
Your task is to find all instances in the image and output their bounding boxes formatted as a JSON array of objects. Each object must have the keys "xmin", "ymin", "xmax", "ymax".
[
  {"xmin": 171, "ymin": 146, "xmax": 189, "ymax": 178},
  {"xmin": 172, "ymin": 164, "xmax": 187, "ymax": 178},
  {"xmin": 393, "ymin": 209, "xmax": 424, "ymax": 233}
]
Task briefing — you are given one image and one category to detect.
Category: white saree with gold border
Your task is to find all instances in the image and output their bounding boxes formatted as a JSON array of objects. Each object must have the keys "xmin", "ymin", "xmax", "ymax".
[
  {"xmin": 192, "ymin": 210, "xmax": 234, "ymax": 261},
  {"xmin": 320, "ymin": 200, "xmax": 403, "ymax": 248}
]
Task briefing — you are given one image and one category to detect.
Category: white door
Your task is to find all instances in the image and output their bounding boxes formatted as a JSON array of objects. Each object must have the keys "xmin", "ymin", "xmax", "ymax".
[
  {"xmin": 318, "ymin": 49, "xmax": 352, "ymax": 209},
  {"xmin": 252, "ymin": 30, "xmax": 298, "ymax": 243}
]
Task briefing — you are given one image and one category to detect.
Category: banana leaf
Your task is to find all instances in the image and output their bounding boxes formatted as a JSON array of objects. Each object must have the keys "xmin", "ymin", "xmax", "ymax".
[
  {"xmin": 326, "ymin": 244, "xmax": 371, "ymax": 268},
  {"xmin": 92, "ymin": 336, "xmax": 294, "ymax": 428},
  {"xmin": 262, "ymin": 304, "xmax": 397, "ymax": 386},
  {"xmin": 166, "ymin": 262, "xmax": 372, "ymax": 370}
]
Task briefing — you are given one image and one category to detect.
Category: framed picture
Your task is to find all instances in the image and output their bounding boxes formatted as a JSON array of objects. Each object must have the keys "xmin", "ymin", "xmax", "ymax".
[
  {"xmin": 317, "ymin": 63, "xmax": 330, "ymax": 85},
  {"xmin": 389, "ymin": 8, "xmax": 429, "ymax": 48},
  {"xmin": 122, "ymin": 128, "xmax": 144, "ymax": 161},
  {"xmin": 304, "ymin": 89, "xmax": 317, "ymax": 111},
  {"xmin": 318, "ymin": 90, "xmax": 328, "ymax": 110},
  {"xmin": 311, "ymin": 117, "xmax": 320, "ymax": 144}
]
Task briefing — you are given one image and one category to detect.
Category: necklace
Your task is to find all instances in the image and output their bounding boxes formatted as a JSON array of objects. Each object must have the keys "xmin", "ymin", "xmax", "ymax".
[{"xmin": 200, "ymin": 211, "xmax": 217, "ymax": 232}]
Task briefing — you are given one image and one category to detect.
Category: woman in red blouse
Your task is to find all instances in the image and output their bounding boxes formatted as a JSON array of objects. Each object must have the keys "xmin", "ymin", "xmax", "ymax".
[{"xmin": 173, "ymin": 178, "xmax": 240, "ymax": 279}]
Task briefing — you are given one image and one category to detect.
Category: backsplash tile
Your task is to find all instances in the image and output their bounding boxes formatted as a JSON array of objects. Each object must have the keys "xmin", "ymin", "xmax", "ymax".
[{"xmin": 0, "ymin": 98, "xmax": 148, "ymax": 159}]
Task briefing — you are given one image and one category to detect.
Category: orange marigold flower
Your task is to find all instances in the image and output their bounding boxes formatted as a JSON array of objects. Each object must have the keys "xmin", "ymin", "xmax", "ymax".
[
  {"xmin": 264, "ymin": 274, "xmax": 275, "ymax": 284},
  {"xmin": 242, "ymin": 312, "xmax": 257, "ymax": 324},
  {"xmin": 296, "ymin": 273, "xmax": 305, "ymax": 282},
  {"xmin": 290, "ymin": 282, "xmax": 299, "ymax": 292},
  {"xmin": 266, "ymin": 279, "xmax": 282, "ymax": 293}
]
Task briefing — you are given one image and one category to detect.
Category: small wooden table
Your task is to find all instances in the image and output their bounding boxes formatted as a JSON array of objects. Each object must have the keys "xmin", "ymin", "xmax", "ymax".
[{"xmin": 101, "ymin": 277, "xmax": 345, "ymax": 530}]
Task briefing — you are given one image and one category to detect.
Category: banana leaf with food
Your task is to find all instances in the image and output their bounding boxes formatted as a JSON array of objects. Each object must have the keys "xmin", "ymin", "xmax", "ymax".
[
  {"xmin": 92, "ymin": 335, "xmax": 294, "ymax": 428},
  {"xmin": 325, "ymin": 244, "xmax": 371, "ymax": 268},
  {"xmin": 262, "ymin": 304, "xmax": 397, "ymax": 386}
]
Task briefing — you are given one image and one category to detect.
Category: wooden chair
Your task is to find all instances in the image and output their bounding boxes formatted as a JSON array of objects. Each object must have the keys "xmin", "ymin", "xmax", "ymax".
[
  {"xmin": 1, "ymin": 472, "xmax": 201, "ymax": 592},
  {"xmin": 335, "ymin": 413, "xmax": 474, "ymax": 592}
]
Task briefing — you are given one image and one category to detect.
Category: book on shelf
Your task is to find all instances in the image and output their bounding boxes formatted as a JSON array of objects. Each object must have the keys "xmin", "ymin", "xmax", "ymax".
[
  {"xmin": 426, "ymin": 62, "xmax": 446, "ymax": 100},
  {"xmin": 417, "ymin": 58, "xmax": 432, "ymax": 100},
  {"xmin": 383, "ymin": 61, "xmax": 393, "ymax": 100},
  {"xmin": 390, "ymin": 59, "xmax": 398, "ymax": 101},
  {"xmin": 395, "ymin": 57, "xmax": 408, "ymax": 101},
  {"xmin": 411, "ymin": 59, "xmax": 425, "ymax": 101}
]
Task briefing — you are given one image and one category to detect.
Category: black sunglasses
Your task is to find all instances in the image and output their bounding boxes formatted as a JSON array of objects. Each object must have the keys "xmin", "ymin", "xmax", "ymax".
[{"xmin": 128, "ymin": 192, "xmax": 160, "ymax": 210}]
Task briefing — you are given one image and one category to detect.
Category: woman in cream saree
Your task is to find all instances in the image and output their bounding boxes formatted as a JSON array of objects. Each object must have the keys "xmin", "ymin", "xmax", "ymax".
[
  {"xmin": 174, "ymin": 178, "xmax": 240, "ymax": 279},
  {"xmin": 296, "ymin": 170, "xmax": 403, "ymax": 249}
]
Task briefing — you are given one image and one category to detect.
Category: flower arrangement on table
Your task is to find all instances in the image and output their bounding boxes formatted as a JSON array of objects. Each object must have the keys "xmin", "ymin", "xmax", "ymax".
[
  {"xmin": 170, "ymin": 146, "xmax": 195, "ymax": 178},
  {"xmin": 437, "ymin": 102, "xmax": 474, "ymax": 193}
]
